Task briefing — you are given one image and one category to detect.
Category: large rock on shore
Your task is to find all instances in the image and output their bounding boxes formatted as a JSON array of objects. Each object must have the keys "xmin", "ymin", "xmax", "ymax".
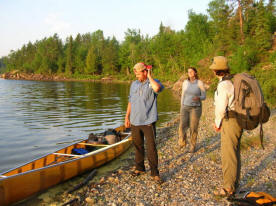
[
  {"xmin": 172, "ymin": 74, "xmax": 187, "ymax": 97},
  {"xmin": 171, "ymin": 73, "xmax": 210, "ymax": 97}
]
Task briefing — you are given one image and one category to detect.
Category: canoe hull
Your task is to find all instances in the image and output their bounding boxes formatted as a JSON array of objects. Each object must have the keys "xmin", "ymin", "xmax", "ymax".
[{"xmin": 0, "ymin": 126, "xmax": 132, "ymax": 206}]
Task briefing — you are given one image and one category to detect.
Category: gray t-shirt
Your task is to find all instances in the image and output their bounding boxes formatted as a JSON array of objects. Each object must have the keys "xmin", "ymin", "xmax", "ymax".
[{"xmin": 181, "ymin": 79, "xmax": 206, "ymax": 107}]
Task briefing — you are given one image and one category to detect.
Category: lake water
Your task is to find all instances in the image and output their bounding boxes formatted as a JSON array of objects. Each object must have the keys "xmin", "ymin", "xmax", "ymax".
[{"xmin": 0, "ymin": 78, "xmax": 180, "ymax": 173}]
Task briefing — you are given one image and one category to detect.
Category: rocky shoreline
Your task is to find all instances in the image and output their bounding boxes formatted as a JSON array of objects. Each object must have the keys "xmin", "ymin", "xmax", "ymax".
[
  {"xmin": 0, "ymin": 71, "xmax": 70, "ymax": 81},
  {"xmin": 55, "ymin": 98, "xmax": 276, "ymax": 206}
]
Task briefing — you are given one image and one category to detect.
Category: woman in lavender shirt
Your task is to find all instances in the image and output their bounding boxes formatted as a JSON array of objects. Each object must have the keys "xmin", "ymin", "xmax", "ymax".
[{"xmin": 178, "ymin": 67, "xmax": 206, "ymax": 153}]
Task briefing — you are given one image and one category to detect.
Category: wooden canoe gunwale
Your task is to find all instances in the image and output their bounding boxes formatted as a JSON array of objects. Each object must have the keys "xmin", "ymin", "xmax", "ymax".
[
  {"xmin": 0, "ymin": 130, "xmax": 132, "ymax": 206},
  {"xmin": 0, "ymin": 134, "xmax": 131, "ymax": 180}
]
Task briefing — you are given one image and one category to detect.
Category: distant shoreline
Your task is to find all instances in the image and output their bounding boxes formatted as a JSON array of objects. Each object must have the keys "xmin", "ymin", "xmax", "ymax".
[
  {"xmin": 0, "ymin": 71, "xmax": 115, "ymax": 82},
  {"xmin": 0, "ymin": 71, "xmax": 175, "ymax": 89}
]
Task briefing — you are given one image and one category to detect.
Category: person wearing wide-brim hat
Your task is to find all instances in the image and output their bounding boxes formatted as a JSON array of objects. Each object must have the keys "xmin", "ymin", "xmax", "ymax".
[{"xmin": 210, "ymin": 56, "xmax": 243, "ymax": 197}]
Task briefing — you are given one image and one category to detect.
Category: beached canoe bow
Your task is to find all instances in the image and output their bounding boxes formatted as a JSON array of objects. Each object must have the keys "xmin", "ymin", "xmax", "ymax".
[{"xmin": 0, "ymin": 125, "xmax": 132, "ymax": 206}]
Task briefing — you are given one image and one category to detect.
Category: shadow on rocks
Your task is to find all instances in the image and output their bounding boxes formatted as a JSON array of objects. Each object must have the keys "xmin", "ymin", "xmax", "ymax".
[
  {"xmin": 238, "ymin": 148, "xmax": 276, "ymax": 194},
  {"xmin": 161, "ymin": 134, "xmax": 221, "ymax": 182}
]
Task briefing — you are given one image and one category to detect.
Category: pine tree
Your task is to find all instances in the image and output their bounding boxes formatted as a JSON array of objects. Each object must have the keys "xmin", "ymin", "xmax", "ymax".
[
  {"xmin": 267, "ymin": 0, "xmax": 276, "ymax": 33},
  {"xmin": 208, "ymin": 0, "xmax": 233, "ymax": 52},
  {"xmin": 254, "ymin": 0, "xmax": 272, "ymax": 50},
  {"xmin": 184, "ymin": 11, "xmax": 212, "ymax": 64},
  {"xmin": 119, "ymin": 29, "xmax": 143, "ymax": 75},
  {"xmin": 85, "ymin": 45, "xmax": 97, "ymax": 74},
  {"xmin": 102, "ymin": 37, "xmax": 119, "ymax": 75},
  {"xmin": 65, "ymin": 36, "xmax": 73, "ymax": 75}
]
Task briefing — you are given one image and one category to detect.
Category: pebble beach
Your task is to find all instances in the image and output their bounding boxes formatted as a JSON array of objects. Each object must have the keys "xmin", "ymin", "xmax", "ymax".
[{"xmin": 59, "ymin": 98, "xmax": 276, "ymax": 206}]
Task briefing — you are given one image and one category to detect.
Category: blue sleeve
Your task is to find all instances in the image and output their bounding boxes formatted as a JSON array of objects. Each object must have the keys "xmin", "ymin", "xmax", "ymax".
[{"xmin": 155, "ymin": 79, "xmax": 164, "ymax": 93}]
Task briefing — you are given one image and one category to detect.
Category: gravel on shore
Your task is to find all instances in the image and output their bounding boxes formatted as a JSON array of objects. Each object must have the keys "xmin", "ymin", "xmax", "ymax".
[{"xmin": 61, "ymin": 98, "xmax": 276, "ymax": 206}]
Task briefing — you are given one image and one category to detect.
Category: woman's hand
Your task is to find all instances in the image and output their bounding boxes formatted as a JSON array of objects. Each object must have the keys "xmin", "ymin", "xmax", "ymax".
[{"xmin": 192, "ymin": 96, "xmax": 200, "ymax": 102}]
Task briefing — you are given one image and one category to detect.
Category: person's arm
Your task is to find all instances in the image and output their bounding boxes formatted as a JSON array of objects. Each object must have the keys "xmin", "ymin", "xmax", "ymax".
[
  {"xmin": 147, "ymin": 69, "xmax": 162, "ymax": 93},
  {"xmin": 125, "ymin": 102, "xmax": 131, "ymax": 128},
  {"xmin": 192, "ymin": 80, "xmax": 206, "ymax": 102},
  {"xmin": 180, "ymin": 81, "xmax": 187, "ymax": 106},
  {"xmin": 198, "ymin": 80, "xmax": 206, "ymax": 101},
  {"xmin": 214, "ymin": 81, "xmax": 231, "ymax": 130}
]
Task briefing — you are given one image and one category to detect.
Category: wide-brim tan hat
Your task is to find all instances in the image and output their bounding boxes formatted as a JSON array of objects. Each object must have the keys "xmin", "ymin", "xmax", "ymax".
[{"xmin": 209, "ymin": 56, "xmax": 229, "ymax": 70}]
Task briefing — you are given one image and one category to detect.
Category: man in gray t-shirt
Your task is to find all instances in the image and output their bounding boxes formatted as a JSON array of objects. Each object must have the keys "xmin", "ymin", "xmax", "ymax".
[{"xmin": 125, "ymin": 62, "xmax": 164, "ymax": 182}]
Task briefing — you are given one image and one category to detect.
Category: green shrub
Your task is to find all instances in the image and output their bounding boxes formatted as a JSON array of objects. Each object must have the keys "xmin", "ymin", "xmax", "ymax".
[
  {"xmin": 269, "ymin": 51, "xmax": 276, "ymax": 63},
  {"xmin": 229, "ymin": 47, "xmax": 251, "ymax": 73},
  {"xmin": 251, "ymin": 69, "xmax": 276, "ymax": 107}
]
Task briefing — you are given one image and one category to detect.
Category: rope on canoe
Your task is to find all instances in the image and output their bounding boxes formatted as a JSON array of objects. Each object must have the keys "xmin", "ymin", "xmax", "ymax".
[{"xmin": 67, "ymin": 169, "xmax": 97, "ymax": 194}]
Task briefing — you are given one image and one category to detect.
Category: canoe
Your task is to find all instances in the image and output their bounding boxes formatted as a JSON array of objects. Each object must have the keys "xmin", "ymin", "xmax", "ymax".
[{"xmin": 0, "ymin": 125, "xmax": 132, "ymax": 206}]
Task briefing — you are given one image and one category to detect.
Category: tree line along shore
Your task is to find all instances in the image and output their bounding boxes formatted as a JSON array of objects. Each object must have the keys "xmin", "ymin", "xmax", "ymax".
[{"xmin": 0, "ymin": 0, "xmax": 276, "ymax": 106}]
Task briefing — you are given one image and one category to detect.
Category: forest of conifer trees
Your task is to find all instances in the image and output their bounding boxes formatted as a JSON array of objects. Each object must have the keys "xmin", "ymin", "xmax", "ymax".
[{"xmin": 1, "ymin": 0, "xmax": 275, "ymax": 86}]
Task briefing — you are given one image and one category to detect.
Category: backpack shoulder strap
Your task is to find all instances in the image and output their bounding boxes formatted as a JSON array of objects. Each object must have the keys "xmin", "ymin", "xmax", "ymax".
[{"xmin": 222, "ymin": 74, "xmax": 234, "ymax": 81}]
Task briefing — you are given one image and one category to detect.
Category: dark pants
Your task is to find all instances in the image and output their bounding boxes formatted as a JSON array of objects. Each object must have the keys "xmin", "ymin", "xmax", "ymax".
[{"xmin": 131, "ymin": 123, "xmax": 159, "ymax": 176}]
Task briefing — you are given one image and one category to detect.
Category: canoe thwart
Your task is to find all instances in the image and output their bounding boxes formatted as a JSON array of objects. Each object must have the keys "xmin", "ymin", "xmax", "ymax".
[
  {"xmin": 53, "ymin": 153, "xmax": 83, "ymax": 157},
  {"xmin": 78, "ymin": 142, "xmax": 108, "ymax": 147}
]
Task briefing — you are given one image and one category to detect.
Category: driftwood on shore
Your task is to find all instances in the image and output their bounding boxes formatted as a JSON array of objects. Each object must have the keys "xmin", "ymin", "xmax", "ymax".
[{"xmin": 67, "ymin": 169, "xmax": 97, "ymax": 194}]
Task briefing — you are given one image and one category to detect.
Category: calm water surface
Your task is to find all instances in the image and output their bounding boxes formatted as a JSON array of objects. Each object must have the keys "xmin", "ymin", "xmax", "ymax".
[{"xmin": 0, "ymin": 78, "xmax": 179, "ymax": 173}]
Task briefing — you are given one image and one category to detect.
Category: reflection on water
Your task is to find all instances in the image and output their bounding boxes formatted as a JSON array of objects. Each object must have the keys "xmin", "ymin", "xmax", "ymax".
[{"xmin": 0, "ymin": 79, "xmax": 179, "ymax": 173}]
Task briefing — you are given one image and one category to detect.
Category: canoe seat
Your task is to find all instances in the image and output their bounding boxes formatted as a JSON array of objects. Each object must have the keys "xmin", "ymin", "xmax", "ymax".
[{"xmin": 53, "ymin": 153, "xmax": 83, "ymax": 157}]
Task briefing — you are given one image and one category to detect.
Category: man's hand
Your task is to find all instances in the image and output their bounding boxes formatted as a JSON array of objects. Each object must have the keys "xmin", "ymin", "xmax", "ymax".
[
  {"xmin": 125, "ymin": 117, "xmax": 130, "ymax": 128},
  {"xmin": 147, "ymin": 69, "xmax": 162, "ymax": 93},
  {"xmin": 214, "ymin": 124, "xmax": 221, "ymax": 132},
  {"xmin": 125, "ymin": 102, "xmax": 131, "ymax": 128},
  {"xmin": 147, "ymin": 68, "xmax": 152, "ymax": 79}
]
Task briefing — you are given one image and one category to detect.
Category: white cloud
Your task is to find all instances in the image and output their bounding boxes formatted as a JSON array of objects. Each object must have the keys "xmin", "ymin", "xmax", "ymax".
[{"xmin": 44, "ymin": 13, "xmax": 70, "ymax": 35}]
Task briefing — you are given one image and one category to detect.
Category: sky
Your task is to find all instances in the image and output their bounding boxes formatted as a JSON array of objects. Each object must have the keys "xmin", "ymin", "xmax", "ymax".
[{"xmin": 0, "ymin": 0, "xmax": 211, "ymax": 57}]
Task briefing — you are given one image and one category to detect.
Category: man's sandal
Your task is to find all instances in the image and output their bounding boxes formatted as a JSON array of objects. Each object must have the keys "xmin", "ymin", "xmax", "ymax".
[
  {"xmin": 151, "ymin": 175, "xmax": 163, "ymax": 184},
  {"xmin": 130, "ymin": 170, "xmax": 145, "ymax": 177},
  {"xmin": 214, "ymin": 188, "xmax": 234, "ymax": 197}
]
